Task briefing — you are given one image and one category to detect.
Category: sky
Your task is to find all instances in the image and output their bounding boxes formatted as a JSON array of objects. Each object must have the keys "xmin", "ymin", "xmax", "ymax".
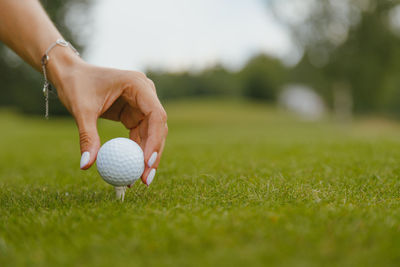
[{"xmin": 82, "ymin": 0, "xmax": 295, "ymax": 72}]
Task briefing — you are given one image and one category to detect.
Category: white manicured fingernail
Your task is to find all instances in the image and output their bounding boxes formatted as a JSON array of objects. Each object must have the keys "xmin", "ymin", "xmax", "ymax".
[
  {"xmin": 146, "ymin": 169, "xmax": 156, "ymax": 186},
  {"xmin": 148, "ymin": 152, "xmax": 158, "ymax": 168},
  {"xmin": 80, "ymin": 151, "xmax": 90, "ymax": 169}
]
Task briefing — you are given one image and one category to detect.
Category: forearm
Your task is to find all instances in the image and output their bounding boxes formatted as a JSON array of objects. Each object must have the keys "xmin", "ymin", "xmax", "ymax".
[
  {"xmin": 0, "ymin": 0, "xmax": 83, "ymax": 92},
  {"xmin": 0, "ymin": 0, "xmax": 63, "ymax": 71}
]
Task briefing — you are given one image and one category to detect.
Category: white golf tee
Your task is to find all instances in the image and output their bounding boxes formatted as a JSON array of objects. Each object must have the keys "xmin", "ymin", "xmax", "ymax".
[{"xmin": 115, "ymin": 186, "xmax": 126, "ymax": 201}]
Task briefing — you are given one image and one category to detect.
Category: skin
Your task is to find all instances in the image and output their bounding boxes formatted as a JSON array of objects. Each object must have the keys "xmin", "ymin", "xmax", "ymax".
[{"xmin": 0, "ymin": 0, "xmax": 168, "ymax": 185}]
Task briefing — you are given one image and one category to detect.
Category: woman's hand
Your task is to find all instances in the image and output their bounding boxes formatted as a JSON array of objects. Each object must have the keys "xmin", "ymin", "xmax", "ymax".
[
  {"xmin": 0, "ymin": 0, "xmax": 166, "ymax": 185},
  {"xmin": 47, "ymin": 49, "xmax": 167, "ymax": 186}
]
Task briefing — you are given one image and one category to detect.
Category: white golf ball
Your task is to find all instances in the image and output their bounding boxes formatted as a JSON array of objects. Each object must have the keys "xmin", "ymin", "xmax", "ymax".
[{"xmin": 96, "ymin": 138, "xmax": 144, "ymax": 186}]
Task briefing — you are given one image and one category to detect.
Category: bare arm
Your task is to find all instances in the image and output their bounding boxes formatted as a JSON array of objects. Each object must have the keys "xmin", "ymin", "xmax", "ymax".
[{"xmin": 0, "ymin": 0, "xmax": 64, "ymax": 70}]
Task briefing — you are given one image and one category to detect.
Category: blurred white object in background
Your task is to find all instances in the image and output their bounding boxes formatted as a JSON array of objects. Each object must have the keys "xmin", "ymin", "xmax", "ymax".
[{"xmin": 279, "ymin": 84, "xmax": 326, "ymax": 120}]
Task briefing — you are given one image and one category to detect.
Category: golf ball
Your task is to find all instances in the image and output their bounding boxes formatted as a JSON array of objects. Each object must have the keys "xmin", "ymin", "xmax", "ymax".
[{"xmin": 96, "ymin": 138, "xmax": 144, "ymax": 186}]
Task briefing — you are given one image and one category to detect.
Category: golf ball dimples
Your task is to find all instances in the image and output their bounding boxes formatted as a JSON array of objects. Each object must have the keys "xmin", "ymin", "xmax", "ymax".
[{"xmin": 97, "ymin": 138, "xmax": 144, "ymax": 186}]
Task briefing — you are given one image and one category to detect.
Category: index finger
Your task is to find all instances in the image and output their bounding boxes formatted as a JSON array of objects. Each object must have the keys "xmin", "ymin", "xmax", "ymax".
[{"xmin": 122, "ymin": 73, "xmax": 168, "ymax": 184}]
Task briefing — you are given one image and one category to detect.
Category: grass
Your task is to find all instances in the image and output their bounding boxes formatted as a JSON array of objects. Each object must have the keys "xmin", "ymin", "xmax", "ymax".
[{"xmin": 1, "ymin": 99, "xmax": 400, "ymax": 266}]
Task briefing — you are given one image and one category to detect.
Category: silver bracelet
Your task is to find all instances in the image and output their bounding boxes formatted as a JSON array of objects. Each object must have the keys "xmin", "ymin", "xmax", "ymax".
[{"xmin": 41, "ymin": 39, "xmax": 80, "ymax": 119}]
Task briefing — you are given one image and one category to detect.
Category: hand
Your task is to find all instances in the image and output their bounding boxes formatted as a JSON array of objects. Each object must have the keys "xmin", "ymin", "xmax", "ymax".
[{"xmin": 47, "ymin": 49, "xmax": 168, "ymax": 186}]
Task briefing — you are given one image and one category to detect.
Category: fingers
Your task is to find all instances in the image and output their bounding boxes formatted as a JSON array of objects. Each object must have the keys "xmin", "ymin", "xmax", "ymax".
[
  {"xmin": 149, "ymin": 138, "xmax": 166, "ymax": 170},
  {"xmin": 75, "ymin": 113, "xmax": 101, "ymax": 170},
  {"xmin": 143, "ymin": 114, "xmax": 167, "ymax": 167},
  {"xmin": 120, "ymin": 105, "xmax": 144, "ymax": 130},
  {"xmin": 129, "ymin": 127, "xmax": 141, "ymax": 145},
  {"xmin": 140, "ymin": 137, "xmax": 166, "ymax": 186},
  {"xmin": 147, "ymin": 78, "xmax": 157, "ymax": 94},
  {"xmin": 121, "ymin": 72, "xmax": 168, "ymax": 186},
  {"xmin": 140, "ymin": 111, "xmax": 168, "ymax": 186},
  {"xmin": 121, "ymin": 72, "xmax": 164, "ymax": 117}
]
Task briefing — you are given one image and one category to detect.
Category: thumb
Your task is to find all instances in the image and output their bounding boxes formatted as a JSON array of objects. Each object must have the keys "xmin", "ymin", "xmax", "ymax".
[{"xmin": 76, "ymin": 116, "xmax": 101, "ymax": 170}]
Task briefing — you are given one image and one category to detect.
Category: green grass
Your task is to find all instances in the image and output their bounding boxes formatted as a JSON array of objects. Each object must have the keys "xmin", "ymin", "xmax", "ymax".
[{"xmin": 1, "ymin": 99, "xmax": 400, "ymax": 266}]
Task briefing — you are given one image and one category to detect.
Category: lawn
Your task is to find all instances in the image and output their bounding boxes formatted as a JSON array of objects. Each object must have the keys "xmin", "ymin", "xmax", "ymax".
[{"xmin": 1, "ymin": 99, "xmax": 400, "ymax": 266}]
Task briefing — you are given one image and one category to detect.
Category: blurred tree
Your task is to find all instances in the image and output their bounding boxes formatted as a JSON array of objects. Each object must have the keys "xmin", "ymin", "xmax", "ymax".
[
  {"xmin": 0, "ymin": 0, "xmax": 91, "ymax": 115},
  {"xmin": 147, "ymin": 65, "xmax": 241, "ymax": 100},
  {"xmin": 270, "ymin": 0, "xmax": 400, "ymax": 115},
  {"xmin": 239, "ymin": 55, "xmax": 288, "ymax": 101},
  {"xmin": 148, "ymin": 55, "xmax": 288, "ymax": 102}
]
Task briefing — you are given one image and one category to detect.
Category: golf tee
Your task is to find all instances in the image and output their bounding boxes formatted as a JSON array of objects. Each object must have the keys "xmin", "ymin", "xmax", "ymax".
[{"xmin": 115, "ymin": 186, "xmax": 126, "ymax": 202}]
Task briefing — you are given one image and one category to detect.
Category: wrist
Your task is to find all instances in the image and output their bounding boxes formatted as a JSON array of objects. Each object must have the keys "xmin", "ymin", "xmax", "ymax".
[{"xmin": 45, "ymin": 45, "xmax": 83, "ymax": 91}]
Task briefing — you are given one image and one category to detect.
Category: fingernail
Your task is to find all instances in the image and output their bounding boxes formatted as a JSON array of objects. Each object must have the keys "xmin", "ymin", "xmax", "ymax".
[
  {"xmin": 80, "ymin": 151, "xmax": 90, "ymax": 169},
  {"xmin": 148, "ymin": 152, "xmax": 158, "ymax": 168},
  {"xmin": 146, "ymin": 169, "xmax": 156, "ymax": 186}
]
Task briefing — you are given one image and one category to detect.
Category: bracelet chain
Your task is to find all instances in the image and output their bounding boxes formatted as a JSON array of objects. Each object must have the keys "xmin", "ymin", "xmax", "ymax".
[{"xmin": 41, "ymin": 39, "xmax": 80, "ymax": 119}]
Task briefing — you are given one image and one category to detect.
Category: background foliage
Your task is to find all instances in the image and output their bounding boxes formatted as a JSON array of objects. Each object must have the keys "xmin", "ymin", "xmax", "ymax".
[
  {"xmin": 2, "ymin": 0, "xmax": 400, "ymax": 117},
  {"xmin": 270, "ymin": 0, "xmax": 400, "ymax": 114},
  {"xmin": 0, "ymin": 0, "xmax": 91, "ymax": 115}
]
